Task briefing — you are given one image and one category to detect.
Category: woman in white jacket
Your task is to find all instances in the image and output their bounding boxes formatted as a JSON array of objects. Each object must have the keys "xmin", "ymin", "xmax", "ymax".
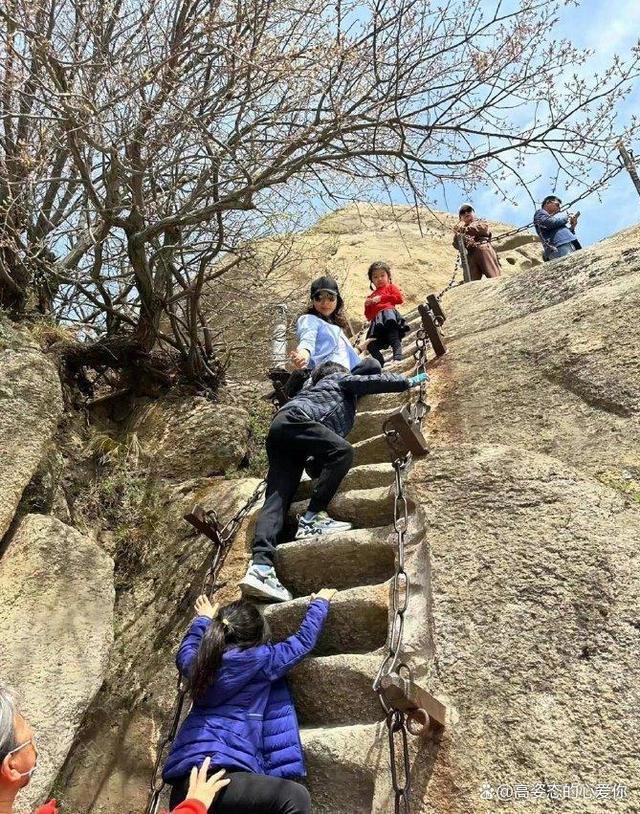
[{"xmin": 290, "ymin": 276, "xmax": 362, "ymax": 373}]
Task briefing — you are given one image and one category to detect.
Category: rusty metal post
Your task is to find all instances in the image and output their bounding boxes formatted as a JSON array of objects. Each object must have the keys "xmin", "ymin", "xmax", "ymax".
[
  {"xmin": 617, "ymin": 141, "xmax": 640, "ymax": 199},
  {"xmin": 426, "ymin": 294, "xmax": 446, "ymax": 326},
  {"xmin": 418, "ymin": 304, "xmax": 446, "ymax": 357},
  {"xmin": 384, "ymin": 405, "xmax": 429, "ymax": 457},
  {"xmin": 455, "ymin": 234, "xmax": 472, "ymax": 283}
]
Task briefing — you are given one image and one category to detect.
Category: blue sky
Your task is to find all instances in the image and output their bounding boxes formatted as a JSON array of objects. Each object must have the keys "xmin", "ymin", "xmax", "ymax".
[{"xmin": 422, "ymin": 0, "xmax": 640, "ymax": 245}]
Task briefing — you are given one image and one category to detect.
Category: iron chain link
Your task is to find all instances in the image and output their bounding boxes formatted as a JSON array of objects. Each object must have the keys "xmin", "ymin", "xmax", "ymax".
[
  {"xmin": 436, "ymin": 254, "xmax": 463, "ymax": 301},
  {"xmin": 373, "ymin": 302, "xmax": 434, "ymax": 813}
]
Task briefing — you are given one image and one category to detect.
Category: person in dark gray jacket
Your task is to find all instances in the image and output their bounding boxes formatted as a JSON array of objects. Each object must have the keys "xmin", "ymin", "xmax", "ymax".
[
  {"xmin": 533, "ymin": 195, "xmax": 581, "ymax": 260},
  {"xmin": 240, "ymin": 360, "xmax": 428, "ymax": 602}
]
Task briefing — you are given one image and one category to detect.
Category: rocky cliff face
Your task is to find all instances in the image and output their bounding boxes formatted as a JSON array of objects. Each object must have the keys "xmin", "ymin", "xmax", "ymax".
[
  {"xmin": 0, "ymin": 318, "xmax": 115, "ymax": 811},
  {"xmin": 407, "ymin": 226, "xmax": 640, "ymax": 810},
  {"xmin": 1, "ymin": 209, "xmax": 637, "ymax": 814}
]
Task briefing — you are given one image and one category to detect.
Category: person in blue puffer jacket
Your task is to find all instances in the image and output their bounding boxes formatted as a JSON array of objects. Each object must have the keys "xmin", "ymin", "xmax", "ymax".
[{"xmin": 164, "ymin": 590, "xmax": 335, "ymax": 813}]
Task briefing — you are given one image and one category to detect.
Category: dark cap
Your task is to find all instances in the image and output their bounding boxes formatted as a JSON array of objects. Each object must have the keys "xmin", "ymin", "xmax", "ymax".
[
  {"xmin": 458, "ymin": 204, "xmax": 474, "ymax": 216},
  {"xmin": 310, "ymin": 275, "xmax": 340, "ymax": 297}
]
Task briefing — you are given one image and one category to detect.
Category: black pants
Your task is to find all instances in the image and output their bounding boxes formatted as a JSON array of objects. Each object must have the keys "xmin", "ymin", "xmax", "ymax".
[
  {"xmin": 251, "ymin": 407, "xmax": 354, "ymax": 566},
  {"xmin": 169, "ymin": 770, "xmax": 311, "ymax": 814},
  {"xmin": 368, "ymin": 326, "xmax": 402, "ymax": 366}
]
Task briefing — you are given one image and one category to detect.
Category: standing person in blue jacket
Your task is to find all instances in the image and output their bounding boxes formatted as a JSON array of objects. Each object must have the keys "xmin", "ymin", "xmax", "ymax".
[
  {"xmin": 240, "ymin": 360, "xmax": 429, "ymax": 602},
  {"xmin": 533, "ymin": 195, "xmax": 581, "ymax": 261},
  {"xmin": 164, "ymin": 590, "xmax": 336, "ymax": 814}
]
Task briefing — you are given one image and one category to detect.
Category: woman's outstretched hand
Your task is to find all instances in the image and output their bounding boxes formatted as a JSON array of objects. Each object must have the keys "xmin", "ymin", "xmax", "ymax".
[
  {"xmin": 195, "ymin": 595, "xmax": 219, "ymax": 619},
  {"xmin": 186, "ymin": 758, "xmax": 230, "ymax": 810},
  {"xmin": 290, "ymin": 348, "xmax": 310, "ymax": 369},
  {"xmin": 312, "ymin": 588, "xmax": 338, "ymax": 602}
]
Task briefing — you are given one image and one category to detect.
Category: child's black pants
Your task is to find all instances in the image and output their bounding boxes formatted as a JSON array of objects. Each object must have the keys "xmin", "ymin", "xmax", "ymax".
[
  {"xmin": 252, "ymin": 406, "xmax": 354, "ymax": 567},
  {"xmin": 170, "ymin": 769, "xmax": 311, "ymax": 813},
  {"xmin": 368, "ymin": 325, "xmax": 402, "ymax": 365}
]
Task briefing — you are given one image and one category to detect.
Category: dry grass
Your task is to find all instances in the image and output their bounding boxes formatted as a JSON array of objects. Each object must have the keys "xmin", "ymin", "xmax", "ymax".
[{"xmin": 28, "ymin": 318, "xmax": 77, "ymax": 349}]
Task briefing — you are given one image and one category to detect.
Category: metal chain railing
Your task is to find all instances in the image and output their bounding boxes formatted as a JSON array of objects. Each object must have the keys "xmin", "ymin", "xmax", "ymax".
[
  {"xmin": 219, "ymin": 480, "xmax": 267, "ymax": 549},
  {"xmin": 144, "ymin": 477, "xmax": 267, "ymax": 814},
  {"xmin": 373, "ymin": 309, "xmax": 431, "ymax": 813},
  {"xmin": 411, "ymin": 322, "xmax": 429, "ymax": 425},
  {"xmin": 372, "ymin": 451, "xmax": 413, "ymax": 813},
  {"xmin": 433, "ymin": 247, "xmax": 468, "ymax": 302}
]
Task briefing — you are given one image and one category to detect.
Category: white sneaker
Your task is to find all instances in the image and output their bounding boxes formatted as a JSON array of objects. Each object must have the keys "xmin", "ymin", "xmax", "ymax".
[
  {"xmin": 239, "ymin": 564, "xmax": 292, "ymax": 603},
  {"xmin": 295, "ymin": 512, "xmax": 353, "ymax": 539}
]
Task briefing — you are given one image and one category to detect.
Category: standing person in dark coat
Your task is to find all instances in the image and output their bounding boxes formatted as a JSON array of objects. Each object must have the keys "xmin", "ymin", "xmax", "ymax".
[
  {"xmin": 164, "ymin": 591, "xmax": 336, "ymax": 814},
  {"xmin": 453, "ymin": 205, "xmax": 502, "ymax": 280},
  {"xmin": 533, "ymin": 195, "xmax": 581, "ymax": 261},
  {"xmin": 240, "ymin": 361, "xmax": 429, "ymax": 602}
]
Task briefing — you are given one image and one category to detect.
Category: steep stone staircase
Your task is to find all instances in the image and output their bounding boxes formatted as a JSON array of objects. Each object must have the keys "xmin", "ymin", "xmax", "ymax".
[{"xmin": 263, "ymin": 309, "xmax": 436, "ymax": 813}]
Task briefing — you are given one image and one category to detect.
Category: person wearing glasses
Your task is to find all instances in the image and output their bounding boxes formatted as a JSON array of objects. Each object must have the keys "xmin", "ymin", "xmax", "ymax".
[
  {"xmin": 453, "ymin": 205, "xmax": 502, "ymax": 280},
  {"xmin": 533, "ymin": 195, "xmax": 581, "ymax": 261},
  {"xmin": 0, "ymin": 686, "xmax": 229, "ymax": 814},
  {"xmin": 0, "ymin": 687, "xmax": 42, "ymax": 814},
  {"xmin": 289, "ymin": 275, "xmax": 361, "ymax": 373}
]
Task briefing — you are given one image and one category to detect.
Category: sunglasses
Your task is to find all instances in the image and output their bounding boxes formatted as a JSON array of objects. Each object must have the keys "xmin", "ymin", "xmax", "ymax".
[{"xmin": 313, "ymin": 292, "xmax": 337, "ymax": 302}]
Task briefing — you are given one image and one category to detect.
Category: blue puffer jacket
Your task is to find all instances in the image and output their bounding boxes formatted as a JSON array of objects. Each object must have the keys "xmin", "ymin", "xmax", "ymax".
[{"xmin": 162, "ymin": 599, "xmax": 329, "ymax": 782}]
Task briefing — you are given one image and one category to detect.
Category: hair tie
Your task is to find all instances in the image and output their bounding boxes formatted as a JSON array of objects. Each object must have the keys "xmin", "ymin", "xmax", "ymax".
[{"xmin": 221, "ymin": 617, "xmax": 230, "ymax": 629}]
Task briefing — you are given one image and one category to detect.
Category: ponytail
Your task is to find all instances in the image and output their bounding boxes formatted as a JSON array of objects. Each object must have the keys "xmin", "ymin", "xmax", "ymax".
[
  {"xmin": 187, "ymin": 600, "xmax": 269, "ymax": 703},
  {"xmin": 188, "ymin": 619, "xmax": 227, "ymax": 702}
]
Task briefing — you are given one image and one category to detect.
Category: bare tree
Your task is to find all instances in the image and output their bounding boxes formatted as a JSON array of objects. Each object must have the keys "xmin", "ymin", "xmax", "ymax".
[{"xmin": 1, "ymin": 0, "xmax": 638, "ymax": 392}]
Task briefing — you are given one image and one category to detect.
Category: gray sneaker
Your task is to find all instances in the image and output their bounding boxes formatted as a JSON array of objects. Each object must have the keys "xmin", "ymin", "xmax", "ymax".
[
  {"xmin": 239, "ymin": 563, "xmax": 292, "ymax": 603},
  {"xmin": 295, "ymin": 511, "xmax": 353, "ymax": 539}
]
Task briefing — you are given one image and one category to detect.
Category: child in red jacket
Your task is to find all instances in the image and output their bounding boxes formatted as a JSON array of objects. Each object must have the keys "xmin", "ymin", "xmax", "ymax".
[{"xmin": 363, "ymin": 260, "xmax": 409, "ymax": 365}]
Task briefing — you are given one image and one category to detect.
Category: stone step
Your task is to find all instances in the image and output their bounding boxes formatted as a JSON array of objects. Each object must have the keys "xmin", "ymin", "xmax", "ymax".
[
  {"xmin": 276, "ymin": 526, "xmax": 394, "ymax": 596},
  {"xmin": 383, "ymin": 355, "xmax": 417, "ymax": 375},
  {"xmin": 353, "ymin": 433, "xmax": 392, "ymax": 467},
  {"xmin": 290, "ymin": 484, "xmax": 414, "ymax": 530},
  {"xmin": 300, "ymin": 722, "xmax": 381, "ymax": 814},
  {"xmin": 290, "ymin": 652, "xmax": 382, "ymax": 726},
  {"xmin": 359, "ymin": 389, "xmax": 415, "ymax": 413},
  {"xmin": 295, "ymin": 462, "xmax": 394, "ymax": 501},
  {"xmin": 264, "ymin": 582, "xmax": 389, "ymax": 656},
  {"xmin": 361, "ymin": 350, "xmax": 416, "ymax": 373},
  {"xmin": 349, "ymin": 411, "xmax": 398, "ymax": 444}
]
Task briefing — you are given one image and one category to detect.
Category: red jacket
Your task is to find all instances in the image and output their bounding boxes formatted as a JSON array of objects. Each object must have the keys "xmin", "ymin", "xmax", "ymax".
[
  {"xmin": 163, "ymin": 801, "xmax": 207, "ymax": 814},
  {"xmin": 35, "ymin": 800, "xmax": 205, "ymax": 814},
  {"xmin": 364, "ymin": 283, "xmax": 404, "ymax": 321}
]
